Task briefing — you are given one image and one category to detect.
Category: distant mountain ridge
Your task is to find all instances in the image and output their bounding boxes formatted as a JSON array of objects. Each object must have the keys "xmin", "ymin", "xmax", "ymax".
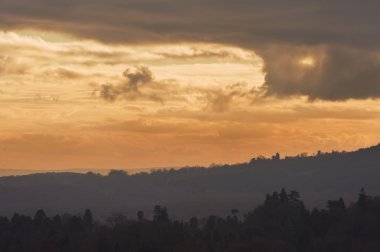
[{"xmin": 0, "ymin": 144, "xmax": 379, "ymax": 218}]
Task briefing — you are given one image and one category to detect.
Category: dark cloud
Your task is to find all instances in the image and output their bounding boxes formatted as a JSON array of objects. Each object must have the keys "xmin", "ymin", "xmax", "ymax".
[
  {"xmin": 2, "ymin": 0, "xmax": 379, "ymax": 47},
  {"xmin": 2, "ymin": 0, "xmax": 380, "ymax": 100},
  {"xmin": 261, "ymin": 46, "xmax": 380, "ymax": 101},
  {"xmin": 99, "ymin": 66, "xmax": 155, "ymax": 102},
  {"xmin": 122, "ymin": 67, "xmax": 153, "ymax": 91}
]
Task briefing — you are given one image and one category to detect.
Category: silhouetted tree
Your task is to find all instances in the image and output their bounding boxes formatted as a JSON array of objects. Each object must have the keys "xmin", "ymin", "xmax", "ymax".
[
  {"xmin": 1, "ymin": 190, "xmax": 380, "ymax": 251},
  {"xmin": 358, "ymin": 187, "xmax": 369, "ymax": 209},
  {"xmin": 34, "ymin": 209, "xmax": 48, "ymax": 225},
  {"xmin": 138, "ymin": 210, "xmax": 144, "ymax": 221},
  {"xmin": 107, "ymin": 213, "xmax": 127, "ymax": 227},
  {"xmin": 84, "ymin": 209, "xmax": 93, "ymax": 228},
  {"xmin": 189, "ymin": 217, "xmax": 199, "ymax": 232},
  {"xmin": 153, "ymin": 205, "xmax": 169, "ymax": 224}
]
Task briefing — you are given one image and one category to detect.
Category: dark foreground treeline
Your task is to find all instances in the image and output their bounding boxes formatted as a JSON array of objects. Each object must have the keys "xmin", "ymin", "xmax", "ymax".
[{"xmin": 1, "ymin": 189, "xmax": 380, "ymax": 252}]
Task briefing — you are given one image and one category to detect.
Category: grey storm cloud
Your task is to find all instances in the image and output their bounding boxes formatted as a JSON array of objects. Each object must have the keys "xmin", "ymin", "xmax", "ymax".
[
  {"xmin": 261, "ymin": 46, "xmax": 380, "ymax": 101},
  {"xmin": 2, "ymin": 0, "xmax": 380, "ymax": 100}
]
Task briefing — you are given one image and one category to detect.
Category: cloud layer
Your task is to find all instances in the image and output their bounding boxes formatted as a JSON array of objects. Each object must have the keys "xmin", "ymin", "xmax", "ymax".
[
  {"xmin": 1, "ymin": 2, "xmax": 380, "ymax": 170},
  {"xmin": 2, "ymin": 0, "xmax": 380, "ymax": 100}
]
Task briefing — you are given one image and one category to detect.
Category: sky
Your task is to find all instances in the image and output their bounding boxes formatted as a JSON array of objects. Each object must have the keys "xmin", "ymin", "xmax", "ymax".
[{"xmin": 0, "ymin": 0, "xmax": 379, "ymax": 172}]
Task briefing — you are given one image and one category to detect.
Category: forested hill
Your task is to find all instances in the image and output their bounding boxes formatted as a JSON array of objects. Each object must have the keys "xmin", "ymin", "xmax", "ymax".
[
  {"xmin": 0, "ymin": 189, "xmax": 379, "ymax": 252},
  {"xmin": 0, "ymin": 144, "xmax": 379, "ymax": 218}
]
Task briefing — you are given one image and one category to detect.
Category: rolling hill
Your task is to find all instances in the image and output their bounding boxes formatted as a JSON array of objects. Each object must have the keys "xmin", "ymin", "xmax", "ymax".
[{"xmin": 0, "ymin": 144, "xmax": 379, "ymax": 219}]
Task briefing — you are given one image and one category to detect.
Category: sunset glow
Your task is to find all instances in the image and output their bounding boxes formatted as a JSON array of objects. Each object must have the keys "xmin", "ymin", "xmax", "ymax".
[{"xmin": 1, "ymin": 2, "xmax": 380, "ymax": 173}]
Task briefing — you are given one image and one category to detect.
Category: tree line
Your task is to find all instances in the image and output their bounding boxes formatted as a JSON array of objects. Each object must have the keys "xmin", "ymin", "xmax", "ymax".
[{"xmin": 0, "ymin": 189, "xmax": 379, "ymax": 251}]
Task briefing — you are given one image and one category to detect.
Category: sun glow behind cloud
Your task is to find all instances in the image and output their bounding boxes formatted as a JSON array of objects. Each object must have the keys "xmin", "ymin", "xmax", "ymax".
[
  {"xmin": 0, "ymin": 30, "xmax": 379, "ymax": 171},
  {"xmin": 299, "ymin": 57, "xmax": 316, "ymax": 67}
]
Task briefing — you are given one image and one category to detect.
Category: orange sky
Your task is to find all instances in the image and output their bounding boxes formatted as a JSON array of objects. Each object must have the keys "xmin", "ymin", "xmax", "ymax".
[{"xmin": 0, "ymin": 29, "xmax": 379, "ymax": 172}]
